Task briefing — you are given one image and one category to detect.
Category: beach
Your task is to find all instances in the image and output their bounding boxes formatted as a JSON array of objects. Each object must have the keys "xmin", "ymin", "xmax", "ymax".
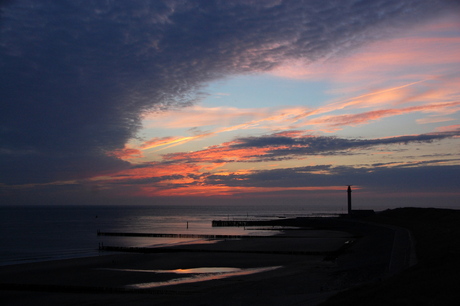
[{"xmin": 0, "ymin": 216, "xmax": 414, "ymax": 306}]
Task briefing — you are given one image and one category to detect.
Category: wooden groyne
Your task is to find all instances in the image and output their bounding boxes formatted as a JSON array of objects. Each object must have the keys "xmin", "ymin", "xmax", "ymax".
[
  {"xmin": 212, "ymin": 220, "xmax": 251, "ymax": 227},
  {"xmin": 98, "ymin": 245, "xmax": 333, "ymax": 256},
  {"xmin": 211, "ymin": 220, "xmax": 293, "ymax": 227},
  {"xmin": 98, "ymin": 239, "xmax": 356, "ymax": 259}
]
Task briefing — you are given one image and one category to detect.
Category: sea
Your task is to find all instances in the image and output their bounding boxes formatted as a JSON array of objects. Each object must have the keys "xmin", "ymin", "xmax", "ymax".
[{"xmin": 0, "ymin": 204, "xmax": 342, "ymax": 266}]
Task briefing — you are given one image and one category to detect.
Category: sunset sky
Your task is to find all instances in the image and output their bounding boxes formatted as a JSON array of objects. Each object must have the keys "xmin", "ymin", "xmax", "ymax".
[{"xmin": 1, "ymin": 0, "xmax": 459, "ymax": 209}]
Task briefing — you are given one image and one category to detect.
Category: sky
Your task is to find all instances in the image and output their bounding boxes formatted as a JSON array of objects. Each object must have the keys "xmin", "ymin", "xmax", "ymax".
[{"xmin": 1, "ymin": 0, "xmax": 459, "ymax": 210}]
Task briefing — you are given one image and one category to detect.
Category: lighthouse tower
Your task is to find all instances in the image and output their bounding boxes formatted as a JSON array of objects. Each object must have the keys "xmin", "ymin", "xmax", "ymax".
[{"xmin": 347, "ymin": 185, "xmax": 352, "ymax": 215}]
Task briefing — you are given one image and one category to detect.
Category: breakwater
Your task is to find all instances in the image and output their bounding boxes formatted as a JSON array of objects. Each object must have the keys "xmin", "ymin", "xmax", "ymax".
[
  {"xmin": 97, "ymin": 231, "xmax": 269, "ymax": 239},
  {"xmin": 98, "ymin": 245, "xmax": 334, "ymax": 256},
  {"xmin": 211, "ymin": 217, "xmax": 344, "ymax": 228},
  {"xmin": 212, "ymin": 220, "xmax": 251, "ymax": 227},
  {"xmin": 212, "ymin": 220, "xmax": 294, "ymax": 227},
  {"xmin": 98, "ymin": 238, "xmax": 356, "ymax": 260}
]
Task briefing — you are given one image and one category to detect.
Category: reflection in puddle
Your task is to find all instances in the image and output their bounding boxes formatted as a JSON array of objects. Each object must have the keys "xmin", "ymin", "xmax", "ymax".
[
  {"xmin": 116, "ymin": 266, "xmax": 282, "ymax": 289},
  {"xmin": 160, "ymin": 267, "xmax": 241, "ymax": 274},
  {"xmin": 103, "ymin": 267, "xmax": 243, "ymax": 274}
]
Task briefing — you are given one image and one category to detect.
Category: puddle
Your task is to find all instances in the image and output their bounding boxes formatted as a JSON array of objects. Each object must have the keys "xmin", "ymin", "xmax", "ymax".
[
  {"xmin": 160, "ymin": 267, "xmax": 242, "ymax": 274},
  {"xmin": 102, "ymin": 267, "xmax": 243, "ymax": 274},
  {"xmin": 113, "ymin": 266, "xmax": 282, "ymax": 289}
]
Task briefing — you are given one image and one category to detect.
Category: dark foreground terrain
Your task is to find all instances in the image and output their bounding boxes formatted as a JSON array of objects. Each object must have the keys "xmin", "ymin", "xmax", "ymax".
[
  {"xmin": 0, "ymin": 207, "xmax": 458, "ymax": 305},
  {"xmin": 321, "ymin": 207, "xmax": 460, "ymax": 306}
]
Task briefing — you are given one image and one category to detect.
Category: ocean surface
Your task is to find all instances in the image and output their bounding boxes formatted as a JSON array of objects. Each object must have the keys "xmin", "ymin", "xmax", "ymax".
[{"xmin": 0, "ymin": 204, "xmax": 341, "ymax": 266}]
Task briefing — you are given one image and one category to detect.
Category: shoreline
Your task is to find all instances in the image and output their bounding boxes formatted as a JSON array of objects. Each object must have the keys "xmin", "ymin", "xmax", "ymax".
[{"xmin": 0, "ymin": 215, "xmax": 411, "ymax": 306}]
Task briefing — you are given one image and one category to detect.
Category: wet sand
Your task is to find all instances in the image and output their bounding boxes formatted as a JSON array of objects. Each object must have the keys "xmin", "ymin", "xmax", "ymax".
[{"xmin": 0, "ymin": 218, "xmax": 408, "ymax": 306}]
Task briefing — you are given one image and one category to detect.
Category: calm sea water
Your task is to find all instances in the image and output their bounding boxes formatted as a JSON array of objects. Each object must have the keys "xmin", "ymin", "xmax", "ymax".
[{"xmin": 0, "ymin": 204, "xmax": 340, "ymax": 266}]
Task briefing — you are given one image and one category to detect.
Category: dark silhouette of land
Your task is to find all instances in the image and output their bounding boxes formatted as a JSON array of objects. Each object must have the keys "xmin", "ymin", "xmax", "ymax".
[
  {"xmin": 0, "ymin": 207, "xmax": 459, "ymax": 305},
  {"xmin": 321, "ymin": 207, "xmax": 460, "ymax": 305}
]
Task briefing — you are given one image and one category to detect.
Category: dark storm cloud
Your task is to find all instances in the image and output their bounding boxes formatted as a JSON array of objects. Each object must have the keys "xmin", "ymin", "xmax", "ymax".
[
  {"xmin": 1, "ymin": 0, "xmax": 457, "ymax": 184},
  {"xmin": 160, "ymin": 130, "xmax": 460, "ymax": 164},
  {"xmin": 205, "ymin": 163, "xmax": 460, "ymax": 193},
  {"xmin": 231, "ymin": 130, "xmax": 460, "ymax": 160}
]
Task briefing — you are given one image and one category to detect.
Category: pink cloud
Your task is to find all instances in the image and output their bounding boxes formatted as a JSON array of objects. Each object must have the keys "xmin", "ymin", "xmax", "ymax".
[
  {"xmin": 270, "ymin": 16, "xmax": 460, "ymax": 83},
  {"xmin": 307, "ymin": 101, "xmax": 460, "ymax": 128},
  {"xmin": 143, "ymin": 105, "xmax": 268, "ymax": 129},
  {"xmin": 435, "ymin": 124, "xmax": 460, "ymax": 132}
]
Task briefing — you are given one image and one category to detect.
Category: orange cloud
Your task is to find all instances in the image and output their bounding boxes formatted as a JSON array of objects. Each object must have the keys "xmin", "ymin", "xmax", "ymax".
[
  {"xmin": 331, "ymin": 80, "xmax": 427, "ymax": 109},
  {"xmin": 164, "ymin": 143, "xmax": 274, "ymax": 163},
  {"xmin": 201, "ymin": 162, "xmax": 227, "ymax": 171},
  {"xmin": 110, "ymin": 162, "xmax": 202, "ymax": 180},
  {"xmin": 107, "ymin": 147, "xmax": 144, "ymax": 159},
  {"xmin": 140, "ymin": 136, "xmax": 197, "ymax": 150}
]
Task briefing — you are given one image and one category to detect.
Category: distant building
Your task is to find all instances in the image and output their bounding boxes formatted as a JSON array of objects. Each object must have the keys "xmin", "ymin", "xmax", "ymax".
[
  {"xmin": 345, "ymin": 185, "xmax": 374, "ymax": 217},
  {"xmin": 347, "ymin": 185, "xmax": 352, "ymax": 214}
]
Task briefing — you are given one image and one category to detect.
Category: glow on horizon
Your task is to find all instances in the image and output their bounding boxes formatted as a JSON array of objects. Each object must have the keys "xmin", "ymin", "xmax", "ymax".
[{"xmin": 130, "ymin": 185, "xmax": 351, "ymax": 198}]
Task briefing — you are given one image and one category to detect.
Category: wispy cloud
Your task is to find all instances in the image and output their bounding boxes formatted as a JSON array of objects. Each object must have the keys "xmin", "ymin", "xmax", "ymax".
[
  {"xmin": 307, "ymin": 101, "xmax": 460, "ymax": 128},
  {"xmin": 137, "ymin": 83, "xmax": 459, "ymax": 153},
  {"xmin": 144, "ymin": 105, "xmax": 267, "ymax": 129},
  {"xmin": 2, "ymin": 0, "xmax": 458, "ymax": 184},
  {"xmin": 140, "ymin": 129, "xmax": 460, "ymax": 168},
  {"xmin": 270, "ymin": 16, "xmax": 460, "ymax": 82}
]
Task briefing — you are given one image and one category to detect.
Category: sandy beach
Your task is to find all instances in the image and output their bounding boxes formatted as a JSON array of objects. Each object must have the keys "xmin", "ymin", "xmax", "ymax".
[{"xmin": 0, "ymin": 217, "xmax": 410, "ymax": 306}]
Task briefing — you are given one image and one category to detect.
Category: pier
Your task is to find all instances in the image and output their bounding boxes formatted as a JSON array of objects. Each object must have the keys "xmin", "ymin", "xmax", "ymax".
[
  {"xmin": 98, "ymin": 231, "xmax": 268, "ymax": 239},
  {"xmin": 96, "ymin": 231, "xmax": 340, "ymax": 239}
]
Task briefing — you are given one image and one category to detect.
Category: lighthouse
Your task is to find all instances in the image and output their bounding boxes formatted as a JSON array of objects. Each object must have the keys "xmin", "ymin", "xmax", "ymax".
[{"xmin": 347, "ymin": 185, "xmax": 352, "ymax": 215}]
